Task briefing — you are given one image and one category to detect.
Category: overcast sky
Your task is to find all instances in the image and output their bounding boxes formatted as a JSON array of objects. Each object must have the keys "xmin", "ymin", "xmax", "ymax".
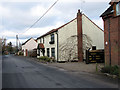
[{"xmin": 0, "ymin": 0, "xmax": 111, "ymax": 46}]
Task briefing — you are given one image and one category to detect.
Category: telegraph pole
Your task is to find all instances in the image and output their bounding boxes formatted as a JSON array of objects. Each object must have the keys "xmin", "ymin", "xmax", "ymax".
[{"xmin": 16, "ymin": 35, "xmax": 18, "ymax": 54}]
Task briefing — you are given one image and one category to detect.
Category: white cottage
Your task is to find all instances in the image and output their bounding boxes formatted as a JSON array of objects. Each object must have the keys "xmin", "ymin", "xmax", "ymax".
[
  {"xmin": 22, "ymin": 38, "xmax": 38, "ymax": 56},
  {"xmin": 37, "ymin": 10, "xmax": 104, "ymax": 62}
]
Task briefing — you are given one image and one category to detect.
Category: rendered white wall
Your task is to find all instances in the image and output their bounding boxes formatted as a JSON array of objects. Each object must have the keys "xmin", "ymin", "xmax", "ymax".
[
  {"xmin": 58, "ymin": 19, "xmax": 78, "ymax": 61},
  {"xmin": 37, "ymin": 33, "xmax": 58, "ymax": 60},
  {"xmin": 82, "ymin": 14, "xmax": 104, "ymax": 49},
  {"xmin": 22, "ymin": 38, "xmax": 37, "ymax": 56},
  {"xmin": 82, "ymin": 14, "xmax": 104, "ymax": 59}
]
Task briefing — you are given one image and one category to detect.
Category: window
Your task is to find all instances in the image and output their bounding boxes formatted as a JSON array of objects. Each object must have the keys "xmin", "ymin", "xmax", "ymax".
[
  {"xmin": 49, "ymin": 34, "xmax": 55, "ymax": 44},
  {"xmin": 47, "ymin": 48, "xmax": 50, "ymax": 57},
  {"xmin": 116, "ymin": 2, "xmax": 120, "ymax": 16},
  {"xmin": 92, "ymin": 46, "xmax": 96, "ymax": 50},
  {"xmin": 51, "ymin": 34, "xmax": 54, "ymax": 42},
  {"xmin": 51, "ymin": 48, "xmax": 55, "ymax": 57},
  {"xmin": 43, "ymin": 37, "xmax": 44, "ymax": 43},
  {"xmin": 40, "ymin": 38, "xmax": 41, "ymax": 43}
]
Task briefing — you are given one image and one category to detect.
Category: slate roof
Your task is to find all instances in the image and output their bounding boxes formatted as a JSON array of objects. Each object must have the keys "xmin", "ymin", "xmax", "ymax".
[
  {"xmin": 100, "ymin": 5, "xmax": 113, "ymax": 17},
  {"xmin": 100, "ymin": 0, "xmax": 120, "ymax": 17}
]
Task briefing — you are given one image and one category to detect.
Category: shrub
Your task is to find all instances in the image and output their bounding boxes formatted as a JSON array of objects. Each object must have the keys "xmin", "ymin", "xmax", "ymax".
[
  {"xmin": 101, "ymin": 65, "xmax": 119, "ymax": 76},
  {"xmin": 39, "ymin": 56, "xmax": 51, "ymax": 62},
  {"xmin": 19, "ymin": 51, "xmax": 23, "ymax": 56}
]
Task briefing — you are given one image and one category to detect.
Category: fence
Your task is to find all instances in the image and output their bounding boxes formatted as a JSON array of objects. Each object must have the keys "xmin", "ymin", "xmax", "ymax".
[{"xmin": 86, "ymin": 49, "xmax": 104, "ymax": 64}]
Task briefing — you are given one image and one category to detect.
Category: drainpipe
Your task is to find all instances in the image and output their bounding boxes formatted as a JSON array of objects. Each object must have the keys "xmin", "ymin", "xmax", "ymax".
[
  {"xmin": 56, "ymin": 31, "xmax": 59, "ymax": 62},
  {"xmin": 108, "ymin": 18, "xmax": 111, "ymax": 66}
]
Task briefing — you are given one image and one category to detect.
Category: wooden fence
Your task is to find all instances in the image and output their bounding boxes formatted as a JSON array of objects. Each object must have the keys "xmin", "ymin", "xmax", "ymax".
[{"xmin": 86, "ymin": 49, "xmax": 104, "ymax": 64}]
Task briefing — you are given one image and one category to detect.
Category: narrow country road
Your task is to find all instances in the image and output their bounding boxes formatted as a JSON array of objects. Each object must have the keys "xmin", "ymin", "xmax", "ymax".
[{"xmin": 2, "ymin": 55, "xmax": 118, "ymax": 88}]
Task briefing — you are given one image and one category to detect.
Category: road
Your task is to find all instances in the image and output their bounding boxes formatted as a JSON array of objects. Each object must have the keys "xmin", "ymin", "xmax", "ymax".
[{"xmin": 2, "ymin": 55, "xmax": 118, "ymax": 88}]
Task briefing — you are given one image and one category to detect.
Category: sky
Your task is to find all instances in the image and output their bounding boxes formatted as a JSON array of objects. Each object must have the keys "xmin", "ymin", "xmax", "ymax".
[{"xmin": 0, "ymin": 0, "xmax": 111, "ymax": 46}]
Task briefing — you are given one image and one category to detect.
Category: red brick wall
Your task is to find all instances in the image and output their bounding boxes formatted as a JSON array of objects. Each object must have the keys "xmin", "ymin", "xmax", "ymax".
[
  {"xmin": 118, "ymin": 16, "xmax": 120, "ymax": 66},
  {"xmin": 104, "ymin": 19, "xmax": 110, "ymax": 65},
  {"xmin": 104, "ymin": 16, "xmax": 120, "ymax": 66}
]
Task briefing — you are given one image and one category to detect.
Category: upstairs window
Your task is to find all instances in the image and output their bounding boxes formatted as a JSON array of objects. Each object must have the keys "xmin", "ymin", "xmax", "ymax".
[
  {"xmin": 49, "ymin": 34, "xmax": 55, "ymax": 44},
  {"xmin": 51, "ymin": 34, "xmax": 54, "ymax": 42},
  {"xmin": 40, "ymin": 38, "xmax": 41, "ymax": 43},
  {"xmin": 116, "ymin": 2, "xmax": 120, "ymax": 16},
  {"xmin": 43, "ymin": 37, "xmax": 44, "ymax": 43}
]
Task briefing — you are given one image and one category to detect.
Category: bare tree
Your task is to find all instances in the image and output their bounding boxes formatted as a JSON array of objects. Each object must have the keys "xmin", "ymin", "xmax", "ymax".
[
  {"xmin": 82, "ymin": 34, "xmax": 92, "ymax": 59},
  {"xmin": 59, "ymin": 34, "xmax": 92, "ymax": 61},
  {"xmin": 59, "ymin": 35, "xmax": 78, "ymax": 61}
]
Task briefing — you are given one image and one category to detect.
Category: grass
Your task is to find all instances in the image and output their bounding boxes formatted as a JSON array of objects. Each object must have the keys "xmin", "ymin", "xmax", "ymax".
[
  {"xmin": 38, "ymin": 56, "xmax": 51, "ymax": 62},
  {"xmin": 101, "ymin": 65, "xmax": 120, "ymax": 77}
]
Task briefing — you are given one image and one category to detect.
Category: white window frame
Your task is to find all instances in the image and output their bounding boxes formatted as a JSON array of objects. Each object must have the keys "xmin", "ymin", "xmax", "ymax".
[{"xmin": 116, "ymin": 2, "xmax": 120, "ymax": 16}]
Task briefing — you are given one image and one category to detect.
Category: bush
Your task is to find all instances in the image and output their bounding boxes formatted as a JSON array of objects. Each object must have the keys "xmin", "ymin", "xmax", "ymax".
[
  {"xmin": 39, "ymin": 56, "xmax": 51, "ymax": 62},
  {"xmin": 29, "ymin": 51, "xmax": 37, "ymax": 57},
  {"xmin": 19, "ymin": 51, "xmax": 23, "ymax": 56},
  {"xmin": 101, "ymin": 65, "xmax": 119, "ymax": 76}
]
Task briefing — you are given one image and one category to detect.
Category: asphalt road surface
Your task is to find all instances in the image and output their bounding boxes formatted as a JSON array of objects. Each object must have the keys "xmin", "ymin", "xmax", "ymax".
[{"xmin": 2, "ymin": 55, "xmax": 118, "ymax": 88}]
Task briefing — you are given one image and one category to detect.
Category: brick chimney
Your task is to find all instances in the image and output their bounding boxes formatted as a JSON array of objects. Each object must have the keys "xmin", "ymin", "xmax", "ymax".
[{"xmin": 77, "ymin": 9, "xmax": 83, "ymax": 62}]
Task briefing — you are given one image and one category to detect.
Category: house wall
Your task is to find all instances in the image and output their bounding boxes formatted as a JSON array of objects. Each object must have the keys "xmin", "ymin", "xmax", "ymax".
[
  {"xmin": 104, "ymin": 16, "xmax": 120, "ymax": 66},
  {"xmin": 37, "ymin": 38, "xmax": 44, "ymax": 58},
  {"xmin": 22, "ymin": 38, "xmax": 37, "ymax": 56},
  {"xmin": 36, "ymin": 13, "xmax": 104, "ymax": 62},
  {"xmin": 82, "ymin": 14, "xmax": 104, "ymax": 49},
  {"xmin": 82, "ymin": 14, "xmax": 104, "ymax": 59},
  {"xmin": 37, "ymin": 32, "xmax": 58, "ymax": 60},
  {"xmin": 58, "ymin": 19, "xmax": 78, "ymax": 61}
]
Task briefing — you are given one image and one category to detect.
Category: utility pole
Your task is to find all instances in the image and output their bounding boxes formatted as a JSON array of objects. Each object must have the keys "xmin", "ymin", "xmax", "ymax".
[{"xmin": 16, "ymin": 35, "xmax": 18, "ymax": 54}]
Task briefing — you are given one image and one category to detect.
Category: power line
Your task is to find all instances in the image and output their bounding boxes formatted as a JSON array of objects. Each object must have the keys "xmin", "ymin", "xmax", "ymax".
[{"xmin": 20, "ymin": 0, "xmax": 59, "ymax": 35}]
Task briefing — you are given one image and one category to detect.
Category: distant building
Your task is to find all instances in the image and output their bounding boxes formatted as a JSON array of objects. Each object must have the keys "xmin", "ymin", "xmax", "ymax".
[
  {"xmin": 101, "ymin": 0, "xmax": 120, "ymax": 66},
  {"xmin": 37, "ymin": 10, "xmax": 104, "ymax": 62},
  {"xmin": 22, "ymin": 38, "xmax": 37, "ymax": 56}
]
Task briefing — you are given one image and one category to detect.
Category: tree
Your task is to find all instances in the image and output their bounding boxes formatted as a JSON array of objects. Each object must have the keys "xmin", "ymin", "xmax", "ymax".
[
  {"xmin": 6, "ymin": 42, "xmax": 13, "ymax": 54},
  {"xmin": 59, "ymin": 35, "xmax": 78, "ymax": 61},
  {"xmin": 0, "ymin": 38, "xmax": 2, "ymax": 55},
  {"xmin": 82, "ymin": 34, "xmax": 92, "ymax": 59},
  {"xmin": 1, "ymin": 38, "xmax": 7, "ymax": 54},
  {"xmin": 59, "ymin": 34, "xmax": 92, "ymax": 61}
]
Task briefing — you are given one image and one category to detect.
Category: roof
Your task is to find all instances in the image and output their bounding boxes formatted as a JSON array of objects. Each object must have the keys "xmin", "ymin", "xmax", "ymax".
[
  {"xmin": 109, "ymin": 0, "xmax": 120, "ymax": 5},
  {"xmin": 22, "ymin": 37, "xmax": 36, "ymax": 45},
  {"xmin": 37, "ymin": 18, "xmax": 76, "ymax": 40},
  {"xmin": 37, "ymin": 29, "xmax": 57, "ymax": 39},
  {"xmin": 37, "ymin": 43, "xmax": 44, "ymax": 49},
  {"xmin": 100, "ymin": 5, "xmax": 113, "ymax": 17},
  {"xmin": 100, "ymin": 0, "xmax": 120, "ymax": 17}
]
